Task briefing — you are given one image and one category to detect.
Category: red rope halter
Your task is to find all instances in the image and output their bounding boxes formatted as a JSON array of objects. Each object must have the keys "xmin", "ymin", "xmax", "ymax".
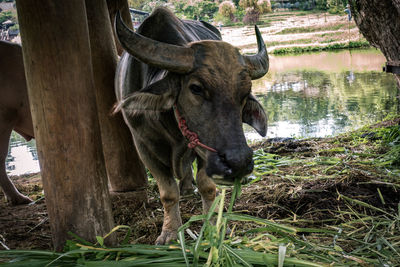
[{"xmin": 173, "ymin": 104, "xmax": 217, "ymax": 153}]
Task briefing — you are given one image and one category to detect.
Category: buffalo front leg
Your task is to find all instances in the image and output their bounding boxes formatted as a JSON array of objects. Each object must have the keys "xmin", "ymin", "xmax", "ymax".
[
  {"xmin": 0, "ymin": 123, "xmax": 32, "ymax": 205},
  {"xmin": 155, "ymin": 175, "xmax": 182, "ymax": 245},
  {"xmin": 196, "ymin": 161, "xmax": 217, "ymax": 214},
  {"xmin": 133, "ymin": 140, "xmax": 182, "ymax": 245}
]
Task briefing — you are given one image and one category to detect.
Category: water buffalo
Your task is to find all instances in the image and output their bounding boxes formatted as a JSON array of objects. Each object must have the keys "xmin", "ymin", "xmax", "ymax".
[
  {"xmin": 0, "ymin": 40, "xmax": 33, "ymax": 205},
  {"xmin": 114, "ymin": 7, "xmax": 269, "ymax": 244}
]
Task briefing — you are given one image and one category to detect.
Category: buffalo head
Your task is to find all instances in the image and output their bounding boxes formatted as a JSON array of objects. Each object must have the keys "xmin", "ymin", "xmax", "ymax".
[{"xmin": 115, "ymin": 13, "xmax": 268, "ymax": 185}]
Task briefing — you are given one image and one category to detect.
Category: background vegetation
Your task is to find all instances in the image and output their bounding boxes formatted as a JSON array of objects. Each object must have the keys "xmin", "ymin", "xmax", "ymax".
[{"xmin": 127, "ymin": 0, "xmax": 349, "ymax": 24}]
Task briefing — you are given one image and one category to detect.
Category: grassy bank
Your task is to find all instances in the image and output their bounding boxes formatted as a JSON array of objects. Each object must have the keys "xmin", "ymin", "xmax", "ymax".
[
  {"xmin": 272, "ymin": 40, "xmax": 371, "ymax": 54},
  {"xmin": 1, "ymin": 116, "xmax": 399, "ymax": 266},
  {"xmin": 275, "ymin": 22, "xmax": 356, "ymax": 35}
]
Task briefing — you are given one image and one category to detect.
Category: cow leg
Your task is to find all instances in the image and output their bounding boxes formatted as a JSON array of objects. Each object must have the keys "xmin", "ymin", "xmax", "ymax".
[
  {"xmin": 155, "ymin": 175, "xmax": 181, "ymax": 245},
  {"xmin": 138, "ymin": 144, "xmax": 182, "ymax": 245},
  {"xmin": 178, "ymin": 169, "xmax": 194, "ymax": 197},
  {"xmin": 0, "ymin": 120, "xmax": 32, "ymax": 205},
  {"xmin": 196, "ymin": 159, "xmax": 217, "ymax": 214}
]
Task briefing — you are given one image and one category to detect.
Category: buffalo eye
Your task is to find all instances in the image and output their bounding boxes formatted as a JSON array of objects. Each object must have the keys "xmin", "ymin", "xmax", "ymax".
[{"xmin": 189, "ymin": 84, "xmax": 203, "ymax": 96}]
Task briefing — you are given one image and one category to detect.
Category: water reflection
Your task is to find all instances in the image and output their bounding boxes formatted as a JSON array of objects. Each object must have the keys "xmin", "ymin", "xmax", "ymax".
[
  {"xmin": 246, "ymin": 49, "xmax": 399, "ymax": 139},
  {"xmin": 6, "ymin": 132, "xmax": 39, "ymax": 176}
]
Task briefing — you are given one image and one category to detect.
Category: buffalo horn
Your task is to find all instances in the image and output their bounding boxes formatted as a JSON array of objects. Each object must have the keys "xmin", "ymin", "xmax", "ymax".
[
  {"xmin": 115, "ymin": 11, "xmax": 194, "ymax": 73},
  {"xmin": 243, "ymin": 26, "xmax": 269, "ymax": 80}
]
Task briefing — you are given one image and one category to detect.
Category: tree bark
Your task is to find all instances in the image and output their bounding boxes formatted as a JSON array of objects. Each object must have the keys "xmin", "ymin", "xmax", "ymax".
[
  {"xmin": 16, "ymin": 0, "xmax": 115, "ymax": 250},
  {"xmin": 85, "ymin": 0, "xmax": 148, "ymax": 194},
  {"xmin": 106, "ymin": 0, "xmax": 134, "ymax": 56},
  {"xmin": 350, "ymin": 0, "xmax": 400, "ymax": 61}
]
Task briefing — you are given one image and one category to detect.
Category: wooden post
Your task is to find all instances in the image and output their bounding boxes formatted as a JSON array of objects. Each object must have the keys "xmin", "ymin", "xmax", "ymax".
[
  {"xmin": 85, "ymin": 0, "xmax": 148, "ymax": 195},
  {"xmin": 16, "ymin": 0, "xmax": 115, "ymax": 250},
  {"xmin": 106, "ymin": 0, "xmax": 134, "ymax": 56}
]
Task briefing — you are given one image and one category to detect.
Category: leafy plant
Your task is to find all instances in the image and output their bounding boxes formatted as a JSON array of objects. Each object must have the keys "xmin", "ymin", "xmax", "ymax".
[
  {"xmin": 0, "ymin": 11, "xmax": 14, "ymax": 25},
  {"xmin": 173, "ymin": 0, "xmax": 218, "ymax": 21},
  {"xmin": 218, "ymin": 1, "xmax": 236, "ymax": 21},
  {"xmin": 379, "ymin": 125, "xmax": 400, "ymax": 166}
]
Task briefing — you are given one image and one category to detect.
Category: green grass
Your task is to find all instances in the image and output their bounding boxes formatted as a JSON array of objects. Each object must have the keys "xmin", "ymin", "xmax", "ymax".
[
  {"xmin": 272, "ymin": 40, "xmax": 371, "ymax": 54},
  {"xmin": 317, "ymin": 32, "xmax": 338, "ymax": 38},
  {"xmin": 2, "ymin": 167, "xmax": 399, "ymax": 266},
  {"xmin": 1, "ymin": 179, "xmax": 398, "ymax": 266},
  {"xmin": 276, "ymin": 23, "xmax": 356, "ymax": 35},
  {"xmin": 320, "ymin": 38, "xmax": 340, "ymax": 43},
  {"xmin": 266, "ymin": 38, "xmax": 314, "ymax": 47},
  {"xmin": 261, "ymin": 13, "xmax": 292, "ymax": 18},
  {"xmin": 0, "ymin": 182, "xmax": 320, "ymax": 267},
  {"xmin": 376, "ymin": 125, "xmax": 400, "ymax": 167}
]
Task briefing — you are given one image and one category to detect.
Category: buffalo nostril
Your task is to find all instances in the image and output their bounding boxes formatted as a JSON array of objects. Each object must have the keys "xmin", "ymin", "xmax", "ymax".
[
  {"xmin": 224, "ymin": 169, "xmax": 232, "ymax": 176},
  {"xmin": 218, "ymin": 153, "xmax": 227, "ymax": 163}
]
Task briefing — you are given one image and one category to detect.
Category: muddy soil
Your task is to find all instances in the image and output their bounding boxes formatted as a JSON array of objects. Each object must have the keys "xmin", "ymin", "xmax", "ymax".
[{"xmin": 1, "ymin": 118, "xmax": 399, "ymax": 251}]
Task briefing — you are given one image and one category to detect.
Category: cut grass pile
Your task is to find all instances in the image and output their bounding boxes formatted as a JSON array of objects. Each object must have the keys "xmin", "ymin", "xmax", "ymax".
[{"xmin": 1, "ymin": 117, "xmax": 399, "ymax": 266}]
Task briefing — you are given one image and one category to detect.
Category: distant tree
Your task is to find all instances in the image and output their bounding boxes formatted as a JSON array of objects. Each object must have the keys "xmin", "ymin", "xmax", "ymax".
[
  {"xmin": 0, "ymin": 11, "xmax": 14, "ymax": 24},
  {"xmin": 198, "ymin": 0, "xmax": 219, "ymax": 19},
  {"xmin": 218, "ymin": 1, "xmax": 236, "ymax": 21},
  {"xmin": 173, "ymin": 0, "xmax": 218, "ymax": 20},
  {"xmin": 239, "ymin": 0, "xmax": 271, "ymax": 24},
  {"xmin": 142, "ymin": 0, "xmax": 168, "ymax": 12},
  {"xmin": 315, "ymin": 0, "xmax": 328, "ymax": 10},
  {"xmin": 243, "ymin": 7, "xmax": 259, "ymax": 24},
  {"xmin": 239, "ymin": 0, "xmax": 271, "ymax": 13},
  {"xmin": 127, "ymin": 0, "xmax": 150, "ymax": 9},
  {"xmin": 315, "ymin": 0, "xmax": 346, "ymax": 13},
  {"xmin": 232, "ymin": 0, "xmax": 240, "ymax": 7},
  {"xmin": 327, "ymin": 0, "xmax": 347, "ymax": 13}
]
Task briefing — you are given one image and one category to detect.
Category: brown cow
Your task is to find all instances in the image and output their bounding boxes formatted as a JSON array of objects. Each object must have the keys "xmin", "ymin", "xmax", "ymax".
[
  {"xmin": 114, "ymin": 7, "xmax": 269, "ymax": 244},
  {"xmin": 0, "ymin": 40, "xmax": 33, "ymax": 205}
]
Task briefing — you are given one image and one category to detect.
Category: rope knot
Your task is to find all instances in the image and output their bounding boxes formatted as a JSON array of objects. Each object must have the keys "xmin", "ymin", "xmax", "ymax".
[{"xmin": 174, "ymin": 105, "xmax": 217, "ymax": 153}]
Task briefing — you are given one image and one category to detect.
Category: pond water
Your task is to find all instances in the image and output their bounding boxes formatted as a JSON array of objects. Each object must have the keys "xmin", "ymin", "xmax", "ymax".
[
  {"xmin": 7, "ymin": 132, "xmax": 39, "ymax": 176},
  {"xmin": 6, "ymin": 49, "xmax": 399, "ymax": 175},
  {"xmin": 246, "ymin": 49, "xmax": 399, "ymax": 140}
]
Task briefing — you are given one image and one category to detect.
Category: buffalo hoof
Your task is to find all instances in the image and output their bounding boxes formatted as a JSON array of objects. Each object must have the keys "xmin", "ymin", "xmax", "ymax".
[
  {"xmin": 9, "ymin": 193, "xmax": 33, "ymax": 205},
  {"xmin": 155, "ymin": 230, "xmax": 177, "ymax": 245}
]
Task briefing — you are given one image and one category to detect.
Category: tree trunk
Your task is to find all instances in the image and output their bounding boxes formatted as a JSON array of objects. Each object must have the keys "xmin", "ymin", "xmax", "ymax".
[
  {"xmin": 350, "ymin": 0, "xmax": 400, "ymax": 61},
  {"xmin": 85, "ymin": 0, "xmax": 148, "ymax": 195},
  {"xmin": 106, "ymin": 0, "xmax": 134, "ymax": 56},
  {"xmin": 16, "ymin": 0, "xmax": 115, "ymax": 250}
]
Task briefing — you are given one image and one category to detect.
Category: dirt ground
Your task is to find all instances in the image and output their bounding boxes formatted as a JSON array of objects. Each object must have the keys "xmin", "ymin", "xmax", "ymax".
[{"xmin": 1, "ymin": 118, "xmax": 399, "ymax": 251}]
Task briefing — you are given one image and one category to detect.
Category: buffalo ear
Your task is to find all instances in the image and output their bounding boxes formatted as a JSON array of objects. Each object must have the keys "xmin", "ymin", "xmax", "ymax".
[
  {"xmin": 242, "ymin": 94, "xmax": 268, "ymax": 137},
  {"xmin": 115, "ymin": 76, "xmax": 178, "ymax": 116}
]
